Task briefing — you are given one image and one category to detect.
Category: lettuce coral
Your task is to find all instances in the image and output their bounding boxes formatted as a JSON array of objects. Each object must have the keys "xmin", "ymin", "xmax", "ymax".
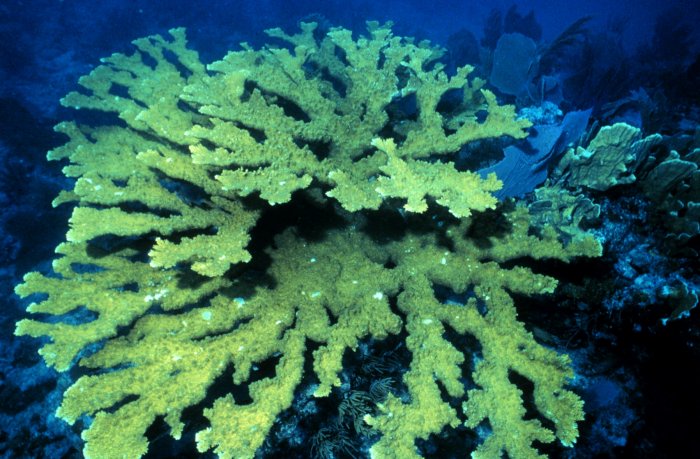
[{"xmin": 15, "ymin": 22, "xmax": 600, "ymax": 458}]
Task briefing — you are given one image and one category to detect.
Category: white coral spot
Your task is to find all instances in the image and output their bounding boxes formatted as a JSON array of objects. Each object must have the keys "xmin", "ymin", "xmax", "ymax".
[{"xmin": 144, "ymin": 288, "xmax": 168, "ymax": 303}]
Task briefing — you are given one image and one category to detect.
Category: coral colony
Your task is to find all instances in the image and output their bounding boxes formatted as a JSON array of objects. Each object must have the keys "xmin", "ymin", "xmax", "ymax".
[{"xmin": 18, "ymin": 22, "xmax": 645, "ymax": 458}]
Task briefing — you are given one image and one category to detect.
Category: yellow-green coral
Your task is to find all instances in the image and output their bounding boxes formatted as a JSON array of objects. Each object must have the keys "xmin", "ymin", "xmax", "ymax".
[
  {"xmin": 556, "ymin": 122, "xmax": 662, "ymax": 191},
  {"xmin": 373, "ymin": 137, "xmax": 502, "ymax": 217},
  {"xmin": 15, "ymin": 22, "xmax": 598, "ymax": 459},
  {"xmin": 365, "ymin": 206, "xmax": 599, "ymax": 459}
]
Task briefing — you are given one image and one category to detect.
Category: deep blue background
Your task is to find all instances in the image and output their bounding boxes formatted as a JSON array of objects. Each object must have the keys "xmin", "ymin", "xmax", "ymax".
[{"xmin": 3, "ymin": 0, "xmax": 699, "ymax": 120}]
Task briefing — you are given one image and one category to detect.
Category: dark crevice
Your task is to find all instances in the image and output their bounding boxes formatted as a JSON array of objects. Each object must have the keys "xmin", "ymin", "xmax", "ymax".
[
  {"xmin": 433, "ymin": 284, "xmax": 488, "ymax": 317},
  {"xmin": 158, "ymin": 174, "xmax": 212, "ymax": 207},
  {"xmin": 324, "ymin": 304, "xmax": 339, "ymax": 327},
  {"xmin": 175, "ymin": 270, "xmax": 228, "ymax": 292},
  {"xmin": 303, "ymin": 338, "xmax": 323, "ymax": 387},
  {"xmin": 86, "ymin": 362, "xmax": 134, "ymax": 376},
  {"xmin": 244, "ymin": 80, "xmax": 311, "ymax": 123},
  {"xmin": 294, "ymin": 137, "xmax": 331, "ymax": 161},
  {"xmin": 240, "ymin": 80, "xmax": 257, "ymax": 102},
  {"xmin": 395, "ymin": 64, "xmax": 413, "ymax": 91},
  {"xmin": 508, "ymin": 370, "xmax": 556, "ymax": 431},
  {"xmin": 415, "ymin": 422, "xmax": 479, "ymax": 459},
  {"xmin": 245, "ymin": 354, "xmax": 283, "ymax": 393},
  {"xmin": 92, "ymin": 200, "xmax": 179, "ymax": 218},
  {"xmin": 203, "ymin": 362, "xmax": 238, "ymax": 406},
  {"xmin": 441, "ymin": 322, "xmax": 482, "ymax": 389},
  {"xmin": 434, "ymin": 378, "xmax": 457, "ymax": 409},
  {"xmin": 70, "ymin": 108, "xmax": 128, "ymax": 130},
  {"xmin": 351, "ymin": 147, "xmax": 377, "ymax": 163},
  {"xmin": 70, "ymin": 262, "xmax": 105, "ymax": 274},
  {"xmin": 140, "ymin": 364, "xmax": 239, "ymax": 459},
  {"xmin": 85, "ymin": 235, "xmax": 151, "ymax": 258},
  {"xmin": 162, "ymin": 48, "xmax": 194, "ymax": 79},
  {"xmin": 455, "ymin": 138, "xmax": 507, "ymax": 172},
  {"xmin": 383, "ymin": 259, "xmax": 397, "ymax": 270},
  {"xmin": 387, "ymin": 292, "xmax": 405, "ymax": 326},
  {"xmin": 465, "ymin": 207, "xmax": 514, "ymax": 247},
  {"xmin": 320, "ymin": 66, "xmax": 347, "ymax": 98},
  {"xmin": 377, "ymin": 51, "xmax": 386, "ymax": 70},
  {"xmin": 139, "ymin": 47, "xmax": 158, "ymax": 70},
  {"xmin": 471, "ymin": 419, "xmax": 495, "ymax": 455},
  {"xmin": 386, "ymin": 92, "xmax": 418, "ymax": 122},
  {"xmin": 144, "ymin": 414, "xmax": 214, "ymax": 459},
  {"xmin": 436, "ymin": 87, "xmax": 463, "ymax": 116},
  {"xmin": 190, "ymin": 317, "xmax": 253, "ymax": 342},
  {"xmin": 107, "ymin": 82, "xmax": 131, "ymax": 100},
  {"xmin": 361, "ymin": 208, "xmax": 410, "ymax": 243},
  {"xmin": 333, "ymin": 44, "xmax": 350, "ymax": 68},
  {"xmin": 376, "ymin": 123, "xmax": 404, "ymax": 143},
  {"xmin": 195, "ymin": 137, "xmax": 221, "ymax": 152},
  {"xmin": 274, "ymin": 94, "xmax": 312, "ymax": 122},
  {"xmin": 249, "ymin": 188, "xmax": 347, "ymax": 249},
  {"xmin": 103, "ymin": 394, "xmax": 139, "ymax": 415},
  {"xmin": 242, "ymin": 123, "xmax": 267, "ymax": 143},
  {"xmin": 31, "ymin": 305, "xmax": 98, "ymax": 326},
  {"xmin": 176, "ymin": 99, "xmax": 196, "ymax": 115}
]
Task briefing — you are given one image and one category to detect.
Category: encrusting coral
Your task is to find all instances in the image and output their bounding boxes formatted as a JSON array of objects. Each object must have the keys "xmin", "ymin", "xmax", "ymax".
[{"xmin": 14, "ymin": 22, "xmax": 601, "ymax": 459}]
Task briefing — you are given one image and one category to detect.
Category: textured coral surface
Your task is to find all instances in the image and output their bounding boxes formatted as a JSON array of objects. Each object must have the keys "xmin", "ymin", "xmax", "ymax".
[{"xmin": 14, "ymin": 23, "xmax": 600, "ymax": 458}]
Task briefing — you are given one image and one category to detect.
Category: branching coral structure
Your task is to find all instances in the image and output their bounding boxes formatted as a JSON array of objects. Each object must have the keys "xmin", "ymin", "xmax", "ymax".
[{"xmin": 14, "ymin": 23, "xmax": 601, "ymax": 459}]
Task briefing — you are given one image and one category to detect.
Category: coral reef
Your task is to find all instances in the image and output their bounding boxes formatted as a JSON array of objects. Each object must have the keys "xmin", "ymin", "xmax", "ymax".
[
  {"xmin": 555, "ymin": 123, "xmax": 662, "ymax": 192},
  {"xmin": 14, "ymin": 23, "xmax": 600, "ymax": 458}
]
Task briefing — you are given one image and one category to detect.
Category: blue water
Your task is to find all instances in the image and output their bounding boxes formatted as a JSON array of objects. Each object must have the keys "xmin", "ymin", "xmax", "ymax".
[{"xmin": 1, "ymin": 1, "xmax": 699, "ymax": 458}]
